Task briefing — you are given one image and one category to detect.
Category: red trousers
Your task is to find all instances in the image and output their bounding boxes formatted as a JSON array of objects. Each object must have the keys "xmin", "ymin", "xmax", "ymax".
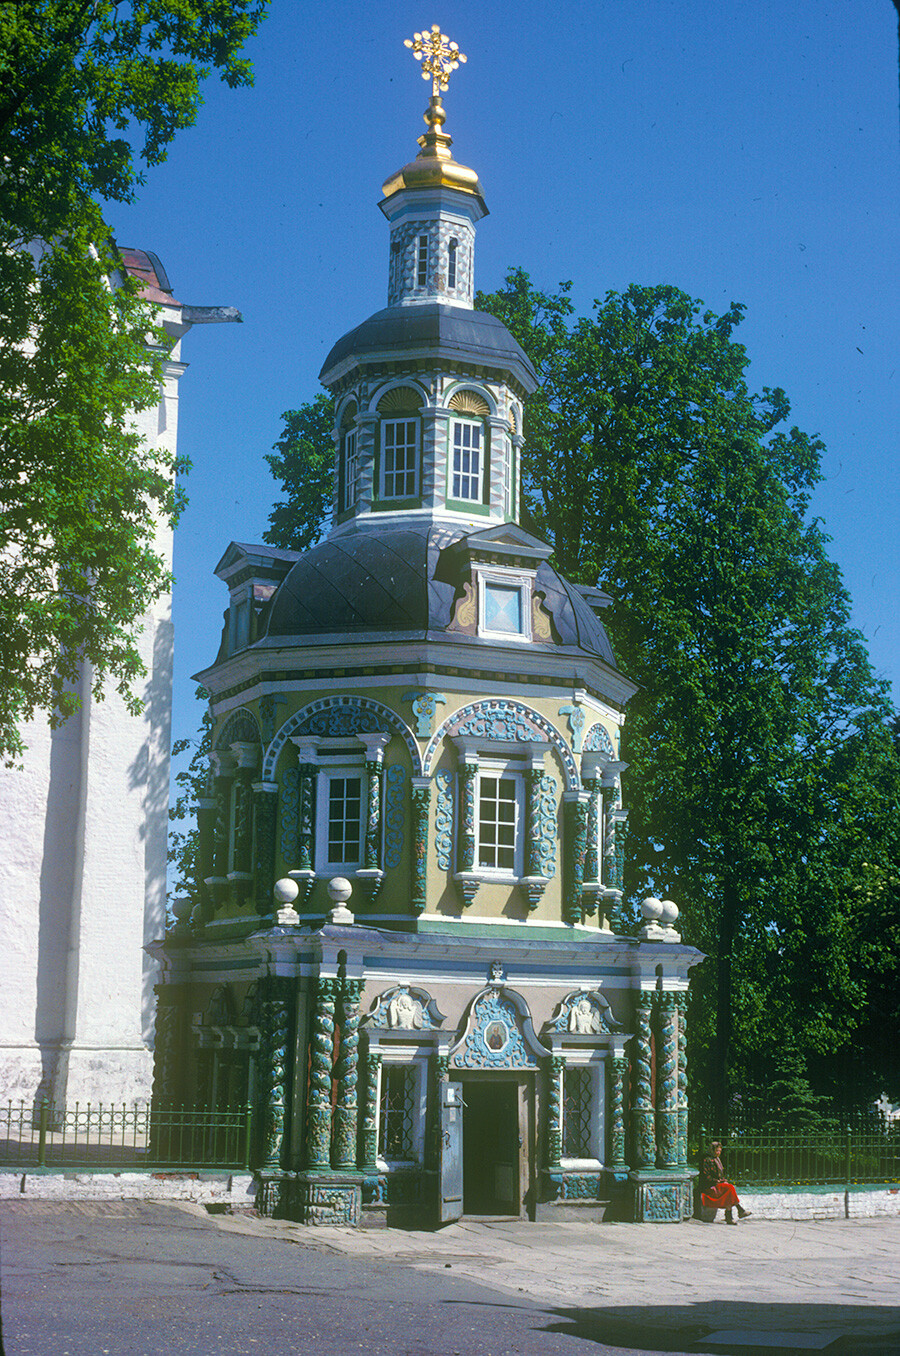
[{"xmin": 701, "ymin": 1180, "xmax": 740, "ymax": 1210}]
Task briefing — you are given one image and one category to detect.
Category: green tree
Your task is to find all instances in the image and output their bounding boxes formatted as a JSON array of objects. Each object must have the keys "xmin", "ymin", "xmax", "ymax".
[
  {"xmin": 263, "ymin": 393, "xmax": 335, "ymax": 552},
  {"xmin": 168, "ymin": 687, "xmax": 214, "ymax": 919},
  {"xmin": 0, "ymin": 0, "xmax": 267, "ymax": 759}
]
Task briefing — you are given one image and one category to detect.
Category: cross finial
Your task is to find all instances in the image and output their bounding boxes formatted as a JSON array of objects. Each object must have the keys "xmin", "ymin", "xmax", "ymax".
[{"xmin": 404, "ymin": 24, "xmax": 467, "ymax": 97}]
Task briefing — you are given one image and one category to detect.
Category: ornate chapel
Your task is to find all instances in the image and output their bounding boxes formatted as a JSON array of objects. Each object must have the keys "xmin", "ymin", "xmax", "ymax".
[{"xmin": 152, "ymin": 28, "xmax": 702, "ymax": 1226}]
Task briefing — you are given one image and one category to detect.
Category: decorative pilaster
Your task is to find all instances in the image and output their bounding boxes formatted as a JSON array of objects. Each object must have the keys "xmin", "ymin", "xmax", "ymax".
[
  {"xmin": 608, "ymin": 1056, "xmax": 629, "ymax": 1170},
  {"xmin": 332, "ymin": 979, "xmax": 363, "ymax": 1170},
  {"xmin": 256, "ymin": 975, "xmax": 293, "ymax": 1171},
  {"xmin": 252, "ymin": 782, "xmax": 278, "ymax": 916},
  {"xmin": 583, "ymin": 776, "xmax": 601, "ymax": 886},
  {"xmin": 562, "ymin": 791, "xmax": 590, "ymax": 925},
  {"xmin": 454, "ymin": 755, "xmax": 479, "ymax": 905},
  {"xmin": 362, "ymin": 1050, "xmax": 382, "ymax": 1173},
  {"xmin": 306, "ymin": 978, "xmax": 338, "ymax": 1171},
  {"xmin": 288, "ymin": 737, "xmax": 320, "ymax": 907},
  {"xmin": 546, "ymin": 1055, "xmax": 565, "ymax": 1170},
  {"xmin": 229, "ymin": 741, "xmax": 258, "ymax": 880},
  {"xmin": 632, "ymin": 993, "xmax": 655, "ymax": 1169},
  {"xmin": 523, "ymin": 766, "xmax": 549, "ymax": 910},
  {"xmin": 206, "ymin": 749, "xmax": 235, "ymax": 904},
  {"xmin": 655, "ymin": 993, "xmax": 679, "ymax": 1169},
  {"xmin": 676, "ymin": 993, "xmax": 688, "ymax": 1168},
  {"xmin": 430, "ymin": 1051, "xmax": 450, "ymax": 1169},
  {"xmin": 191, "ymin": 794, "xmax": 216, "ymax": 927},
  {"xmin": 410, "ymin": 778, "xmax": 430, "ymax": 912}
]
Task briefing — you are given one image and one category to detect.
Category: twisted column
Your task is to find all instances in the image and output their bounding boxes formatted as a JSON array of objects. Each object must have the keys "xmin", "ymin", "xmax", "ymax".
[
  {"xmin": 563, "ymin": 791, "xmax": 590, "ymax": 924},
  {"xmin": 362, "ymin": 1050, "xmax": 382, "ymax": 1173},
  {"xmin": 608, "ymin": 1056, "xmax": 629, "ymax": 1170},
  {"xmin": 256, "ymin": 975, "xmax": 293, "ymax": 1171},
  {"xmin": 631, "ymin": 993, "xmax": 655, "ymax": 1168},
  {"xmin": 546, "ymin": 1055, "xmax": 565, "ymax": 1169},
  {"xmin": 676, "ymin": 993, "xmax": 689, "ymax": 1167},
  {"xmin": 429, "ymin": 1052, "xmax": 450, "ymax": 1169},
  {"xmin": 655, "ymin": 993, "xmax": 679, "ymax": 1169},
  {"xmin": 410, "ymin": 779, "xmax": 430, "ymax": 912},
  {"xmin": 457, "ymin": 757, "xmax": 477, "ymax": 873},
  {"xmin": 332, "ymin": 979, "xmax": 363, "ymax": 1170},
  {"xmin": 305, "ymin": 978, "xmax": 338, "ymax": 1170},
  {"xmin": 583, "ymin": 776, "xmax": 601, "ymax": 885}
]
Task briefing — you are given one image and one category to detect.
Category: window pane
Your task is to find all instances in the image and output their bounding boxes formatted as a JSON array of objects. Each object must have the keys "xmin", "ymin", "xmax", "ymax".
[
  {"xmin": 379, "ymin": 1065, "xmax": 415, "ymax": 1159},
  {"xmin": 562, "ymin": 1067, "xmax": 593, "ymax": 1158},
  {"xmin": 342, "ymin": 430, "xmax": 358, "ymax": 511},
  {"xmin": 483, "ymin": 582, "xmax": 523, "ymax": 635},
  {"xmin": 417, "ymin": 234, "xmax": 428, "ymax": 287},
  {"xmin": 452, "ymin": 420, "xmax": 482, "ymax": 501},
  {"xmin": 328, "ymin": 776, "xmax": 362, "ymax": 864},
  {"xmin": 383, "ymin": 419, "xmax": 418, "ymax": 498},
  {"xmin": 477, "ymin": 775, "xmax": 518, "ymax": 871}
]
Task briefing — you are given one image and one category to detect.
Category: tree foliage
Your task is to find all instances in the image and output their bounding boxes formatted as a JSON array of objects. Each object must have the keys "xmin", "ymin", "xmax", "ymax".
[
  {"xmin": 263, "ymin": 393, "xmax": 335, "ymax": 552},
  {"xmin": 0, "ymin": 0, "xmax": 267, "ymax": 759}
]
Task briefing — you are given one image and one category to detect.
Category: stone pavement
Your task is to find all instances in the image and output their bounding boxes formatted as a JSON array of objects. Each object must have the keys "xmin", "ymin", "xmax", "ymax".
[{"xmin": 209, "ymin": 1208, "xmax": 900, "ymax": 1353}]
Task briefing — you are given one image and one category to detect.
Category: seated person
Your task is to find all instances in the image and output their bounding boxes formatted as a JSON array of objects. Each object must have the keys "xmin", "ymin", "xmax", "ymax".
[{"xmin": 699, "ymin": 1140, "xmax": 751, "ymax": 1224}]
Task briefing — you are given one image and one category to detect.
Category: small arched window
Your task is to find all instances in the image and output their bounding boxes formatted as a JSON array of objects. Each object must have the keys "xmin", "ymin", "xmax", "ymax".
[
  {"xmin": 447, "ymin": 237, "xmax": 458, "ymax": 290},
  {"xmin": 448, "ymin": 390, "xmax": 491, "ymax": 505},
  {"xmin": 339, "ymin": 401, "xmax": 359, "ymax": 513}
]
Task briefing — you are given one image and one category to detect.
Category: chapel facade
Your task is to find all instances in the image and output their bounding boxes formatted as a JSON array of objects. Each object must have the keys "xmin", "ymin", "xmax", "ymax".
[{"xmin": 152, "ymin": 35, "xmax": 702, "ymax": 1225}]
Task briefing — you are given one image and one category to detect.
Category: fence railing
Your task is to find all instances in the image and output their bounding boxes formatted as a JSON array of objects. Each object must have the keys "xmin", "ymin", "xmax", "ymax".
[
  {"xmin": 0, "ymin": 1102, "xmax": 252, "ymax": 1171},
  {"xmin": 695, "ymin": 1127, "xmax": 900, "ymax": 1188}
]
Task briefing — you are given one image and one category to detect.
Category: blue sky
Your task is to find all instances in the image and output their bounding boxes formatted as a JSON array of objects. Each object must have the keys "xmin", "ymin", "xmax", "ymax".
[{"xmin": 108, "ymin": 0, "xmax": 900, "ymax": 755}]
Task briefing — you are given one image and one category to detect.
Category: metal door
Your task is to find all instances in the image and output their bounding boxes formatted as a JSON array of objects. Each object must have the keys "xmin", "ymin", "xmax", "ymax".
[{"xmin": 438, "ymin": 1081, "xmax": 463, "ymax": 1224}]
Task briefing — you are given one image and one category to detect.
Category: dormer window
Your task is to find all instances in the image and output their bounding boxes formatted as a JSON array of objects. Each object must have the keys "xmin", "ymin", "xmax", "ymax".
[
  {"xmin": 417, "ymin": 234, "xmax": 428, "ymax": 287},
  {"xmin": 476, "ymin": 565, "xmax": 535, "ymax": 642},
  {"xmin": 448, "ymin": 237, "xmax": 458, "ymax": 289}
]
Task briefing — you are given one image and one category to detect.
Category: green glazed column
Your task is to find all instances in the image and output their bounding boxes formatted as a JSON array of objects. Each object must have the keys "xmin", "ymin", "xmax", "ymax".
[
  {"xmin": 655, "ymin": 993, "xmax": 679, "ymax": 1169},
  {"xmin": 632, "ymin": 992, "xmax": 655, "ymax": 1168},
  {"xmin": 332, "ymin": 979, "xmax": 363, "ymax": 1170},
  {"xmin": 410, "ymin": 779, "xmax": 430, "ymax": 912},
  {"xmin": 563, "ymin": 791, "xmax": 590, "ymax": 925},
  {"xmin": 210, "ymin": 749, "xmax": 236, "ymax": 880},
  {"xmin": 457, "ymin": 757, "xmax": 477, "ymax": 874},
  {"xmin": 546, "ymin": 1055, "xmax": 565, "ymax": 1169},
  {"xmin": 608, "ymin": 1056, "xmax": 629, "ymax": 1170},
  {"xmin": 252, "ymin": 782, "xmax": 278, "ymax": 915},
  {"xmin": 306, "ymin": 978, "xmax": 338, "ymax": 1171},
  {"xmin": 362, "ymin": 1050, "xmax": 382, "ymax": 1173},
  {"xmin": 676, "ymin": 992, "xmax": 689, "ymax": 1167},
  {"xmin": 583, "ymin": 777, "xmax": 601, "ymax": 884},
  {"xmin": 256, "ymin": 974, "xmax": 293, "ymax": 1171}
]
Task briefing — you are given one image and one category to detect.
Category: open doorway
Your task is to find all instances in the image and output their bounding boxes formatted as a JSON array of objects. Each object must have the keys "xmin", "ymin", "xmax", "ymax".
[{"xmin": 460, "ymin": 1076, "xmax": 531, "ymax": 1216}]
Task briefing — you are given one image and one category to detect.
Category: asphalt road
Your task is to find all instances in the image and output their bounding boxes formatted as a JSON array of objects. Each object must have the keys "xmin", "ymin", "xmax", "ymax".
[{"xmin": 0, "ymin": 1201, "xmax": 690, "ymax": 1356}]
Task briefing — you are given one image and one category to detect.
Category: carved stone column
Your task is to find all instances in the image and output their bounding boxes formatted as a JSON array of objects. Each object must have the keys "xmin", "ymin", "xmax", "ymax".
[
  {"xmin": 410, "ymin": 778, "xmax": 430, "ymax": 913},
  {"xmin": 601, "ymin": 761, "xmax": 627, "ymax": 901},
  {"xmin": 305, "ymin": 978, "xmax": 338, "ymax": 1171},
  {"xmin": 289, "ymin": 737, "xmax": 320, "ymax": 907},
  {"xmin": 631, "ymin": 993, "xmax": 655, "ymax": 1169},
  {"xmin": 205, "ymin": 749, "xmax": 236, "ymax": 905},
  {"xmin": 362, "ymin": 1049, "xmax": 382, "ymax": 1173},
  {"xmin": 252, "ymin": 782, "xmax": 278, "ymax": 917},
  {"xmin": 429, "ymin": 1051, "xmax": 450, "ymax": 1170},
  {"xmin": 522, "ymin": 753, "xmax": 551, "ymax": 911},
  {"xmin": 608, "ymin": 1056, "xmax": 629, "ymax": 1170},
  {"xmin": 583, "ymin": 776, "xmax": 601, "ymax": 887},
  {"xmin": 676, "ymin": 993, "xmax": 689, "ymax": 1168},
  {"xmin": 454, "ymin": 753, "xmax": 479, "ymax": 905},
  {"xmin": 562, "ymin": 790, "xmax": 590, "ymax": 925},
  {"xmin": 332, "ymin": 979, "xmax": 363, "ymax": 1171},
  {"xmin": 229, "ymin": 741, "xmax": 259, "ymax": 882},
  {"xmin": 357, "ymin": 733, "xmax": 390, "ymax": 898},
  {"xmin": 655, "ymin": 993, "xmax": 679, "ymax": 1170},
  {"xmin": 256, "ymin": 974, "xmax": 293, "ymax": 1171},
  {"xmin": 546, "ymin": 1055, "xmax": 565, "ymax": 1170}
]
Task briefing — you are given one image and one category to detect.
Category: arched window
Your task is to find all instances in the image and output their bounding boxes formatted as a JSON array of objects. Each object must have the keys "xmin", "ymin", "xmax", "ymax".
[
  {"xmin": 447, "ymin": 390, "xmax": 490, "ymax": 506},
  {"xmin": 338, "ymin": 401, "xmax": 359, "ymax": 513},
  {"xmin": 377, "ymin": 387, "xmax": 423, "ymax": 502}
]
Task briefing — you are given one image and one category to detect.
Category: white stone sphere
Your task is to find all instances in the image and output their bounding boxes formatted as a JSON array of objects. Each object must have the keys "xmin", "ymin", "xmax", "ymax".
[
  {"xmin": 641, "ymin": 896, "xmax": 664, "ymax": 922},
  {"xmin": 273, "ymin": 877, "xmax": 299, "ymax": 905},
  {"xmin": 660, "ymin": 899, "xmax": 679, "ymax": 925},
  {"xmin": 327, "ymin": 876, "xmax": 353, "ymax": 904}
]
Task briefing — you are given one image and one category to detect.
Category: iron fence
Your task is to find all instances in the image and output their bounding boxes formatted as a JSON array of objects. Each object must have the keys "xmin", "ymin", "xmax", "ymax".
[
  {"xmin": 0, "ymin": 1101, "xmax": 252, "ymax": 1171},
  {"xmin": 694, "ymin": 1127, "xmax": 900, "ymax": 1188}
]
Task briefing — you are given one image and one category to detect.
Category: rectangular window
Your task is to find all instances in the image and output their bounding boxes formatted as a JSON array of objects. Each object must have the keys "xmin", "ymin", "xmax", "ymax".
[
  {"xmin": 451, "ymin": 420, "xmax": 482, "ymax": 502},
  {"xmin": 417, "ymin": 234, "xmax": 428, "ymax": 287},
  {"xmin": 448, "ymin": 238, "xmax": 458, "ymax": 289},
  {"xmin": 483, "ymin": 581, "xmax": 524, "ymax": 635},
  {"xmin": 341, "ymin": 429, "xmax": 358, "ymax": 512},
  {"xmin": 562, "ymin": 1067, "xmax": 594, "ymax": 1158},
  {"xmin": 477, "ymin": 773, "xmax": 519, "ymax": 873},
  {"xmin": 327, "ymin": 775, "xmax": 362, "ymax": 865},
  {"xmin": 382, "ymin": 418, "xmax": 418, "ymax": 499},
  {"xmin": 379, "ymin": 1065, "xmax": 415, "ymax": 1160}
]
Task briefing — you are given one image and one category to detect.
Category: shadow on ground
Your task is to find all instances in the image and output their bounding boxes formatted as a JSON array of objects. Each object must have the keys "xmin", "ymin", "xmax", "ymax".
[{"xmin": 536, "ymin": 1301, "xmax": 900, "ymax": 1355}]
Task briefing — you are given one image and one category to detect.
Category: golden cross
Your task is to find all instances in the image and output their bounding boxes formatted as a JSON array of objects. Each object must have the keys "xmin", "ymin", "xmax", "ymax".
[{"xmin": 404, "ymin": 24, "xmax": 467, "ymax": 97}]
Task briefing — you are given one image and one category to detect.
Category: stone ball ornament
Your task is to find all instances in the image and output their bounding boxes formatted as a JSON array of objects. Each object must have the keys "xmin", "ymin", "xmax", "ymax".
[
  {"xmin": 327, "ymin": 877, "xmax": 353, "ymax": 904},
  {"xmin": 274, "ymin": 877, "xmax": 300, "ymax": 905},
  {"xmin": 639, "ymin": 894, "xmax": 681, "ymax": 942},
  {"xmin": 660, "ymin": 899, "xmax": 679, "ymax": 926},
  {"xmin": 641, "ymin": 896, "xmax": 664, "ymax": 922}
]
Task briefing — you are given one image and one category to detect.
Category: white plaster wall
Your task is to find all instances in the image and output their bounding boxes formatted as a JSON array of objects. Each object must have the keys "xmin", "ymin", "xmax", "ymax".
[{"xmin": 0, "ymin": 340, "xmax": 183, "ymax": 1109}]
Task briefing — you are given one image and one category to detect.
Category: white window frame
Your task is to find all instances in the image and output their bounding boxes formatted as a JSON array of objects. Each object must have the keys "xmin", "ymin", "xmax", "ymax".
[
  {"xmin": 476, "ymin": 565, "xmax": 535, "ymax": 642},
  {"xmin": 375, "ymin": 1057, "xmax": 427, "ymax": 1171},
  {"xmin": 559, "ymin": 1057, "xmax": 605, "ymax": 1169},
  {"xmin": 450, "ymin": 417, "xmax": 483, "ymax": 503},
  {"xmin": 315, "ymin": 756, "xmax": 365, "ymax": 874},
  {"xmin": 475, "ymin": 759, "xmax": 525, "ymax": 880},
  {"xmin": 380, "ymin": 417, "xmax": 420, "ymax": 500},
  {"xmin": 416, "ymin": 233, "xmax": 428, "ymax": 287},
  {"xmin": 341, "ymin": 427, "xmax": 358, "ymax": 512}
]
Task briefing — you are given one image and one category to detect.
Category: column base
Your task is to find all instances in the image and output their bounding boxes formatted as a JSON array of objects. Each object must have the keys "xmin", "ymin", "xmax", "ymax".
[
  {"xmin": 256, "ymin": 1171, "xmax": 363, "ymax": 1225},
  {"xmin": 629, "ymin": 1168, "xmax": 696, "ymax": 1222}
]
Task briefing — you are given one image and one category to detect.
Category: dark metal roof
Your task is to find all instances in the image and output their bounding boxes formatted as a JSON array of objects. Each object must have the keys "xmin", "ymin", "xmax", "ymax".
[
  {"xmin": 319, "ymin": 304, "xmax": 539, "ymax": 394},
  {"xmin": 262, "ymin": 521, "xmax": 619, "ymax": 668}
]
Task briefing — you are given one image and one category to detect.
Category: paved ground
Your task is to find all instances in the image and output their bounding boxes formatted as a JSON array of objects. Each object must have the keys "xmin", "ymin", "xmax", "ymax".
[{"xmin": 2, "ymin": 1201, "xmax": 899, "ymax": 1354}]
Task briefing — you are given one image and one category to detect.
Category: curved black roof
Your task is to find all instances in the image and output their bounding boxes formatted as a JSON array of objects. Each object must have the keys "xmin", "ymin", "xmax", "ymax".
[
  {"xmin": 262, "ymin": 521, "xmax": 619, "ymax": 668},
  {"xmin": 319, "ymin": 304, "xmax": 539, "ymax": 394}
]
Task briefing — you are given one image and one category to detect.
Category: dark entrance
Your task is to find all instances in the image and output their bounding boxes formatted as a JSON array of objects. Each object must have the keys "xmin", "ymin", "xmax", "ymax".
[{"xmin": 461, "ymin": 1079, "xmax": 520, "ymax": 1215}]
